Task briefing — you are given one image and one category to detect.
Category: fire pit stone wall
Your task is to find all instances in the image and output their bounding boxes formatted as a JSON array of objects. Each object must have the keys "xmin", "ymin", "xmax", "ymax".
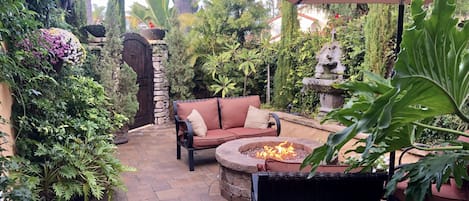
[{"xmin": 215, "ymin": 137, "xmax": 321, "ymax": 201}]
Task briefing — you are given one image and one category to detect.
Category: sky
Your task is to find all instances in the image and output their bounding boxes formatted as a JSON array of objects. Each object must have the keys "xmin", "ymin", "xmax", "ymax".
[{"xmin": 91, "ymin": 0, "xmax": 148, "ymax": 11}]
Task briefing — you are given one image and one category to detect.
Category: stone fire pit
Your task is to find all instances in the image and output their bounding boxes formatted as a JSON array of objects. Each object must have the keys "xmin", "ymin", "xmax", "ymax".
[{"xmin": 215, "ymin": 137, "xmax": 321, "ymax": 201}]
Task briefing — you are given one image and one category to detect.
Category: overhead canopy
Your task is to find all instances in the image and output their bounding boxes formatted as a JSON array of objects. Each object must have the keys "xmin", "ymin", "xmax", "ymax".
[{"xmin": 287, "ymin": 0, "xmax": 432, "ymax": 4}]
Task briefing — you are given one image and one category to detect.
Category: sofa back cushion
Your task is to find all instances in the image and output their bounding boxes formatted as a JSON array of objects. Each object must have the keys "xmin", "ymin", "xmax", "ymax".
[
  {"xmin": 219, "ymin": 95, "xmax": 261, "ymax": 129},
  {"xmin": 176, "ymin": 98, "xmax": 220, "ymax": 130}
]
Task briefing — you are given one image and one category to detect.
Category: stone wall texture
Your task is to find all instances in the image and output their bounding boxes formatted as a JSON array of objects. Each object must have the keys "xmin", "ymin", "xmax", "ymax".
[{"xmin": 150, "ymin": 41, "xmax": 170, "ymax": 125}]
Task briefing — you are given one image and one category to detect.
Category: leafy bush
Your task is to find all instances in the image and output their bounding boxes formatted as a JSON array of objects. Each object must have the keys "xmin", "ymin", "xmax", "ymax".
[
  {"xmin": 335, "ymin": 16, "xmax": 366, "ymax": 80},
  {"xmin": 276, "ymin": 32, "xmax": 328, "ymax": 114},
  {"xmin": 188, "ymin": 0, "xmax": 268, "ymax": 98},
  {"xmin": 419, "ymin": 105, "xmax": 469, "ymax": 144},
  {"xmin": 165, "ymin": 17, "xmax": 194, "ymax": 100},
  {"xmin": 15, "ymin": 76, "xmax": 131, "ymax": 200}
]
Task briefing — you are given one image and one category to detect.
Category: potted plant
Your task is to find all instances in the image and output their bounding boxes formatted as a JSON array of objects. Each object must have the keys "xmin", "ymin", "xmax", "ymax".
[
  {"xmin": 302, "ymin": 0, "xmax": 469, "ymax": 201},
  {"xmin": 95, "ymin": 0, "xmax": 139, "ymax": 144},
  {"xmin": 129, "ymin": 0, "xmax": 171, "ymax": 40}
]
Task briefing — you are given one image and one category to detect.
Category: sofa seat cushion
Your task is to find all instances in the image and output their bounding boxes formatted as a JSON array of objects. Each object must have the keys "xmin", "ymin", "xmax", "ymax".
[
  {"xmin": 395, "ymin": 179, "xmax": 469, "ymax": 201},
  {"xmin": 219, "ymin": 95, "xmax": 261, "ymax": 129},
  {"xmin": 176, "ymin": 98, "xmax": 220, "ymax": 130},
  {"xmin": 225, "ymin": 127, "xmax": 277, "ymax": 139},
  {"xmin": 193, "ymin": 129, "xmax": 237, "ymax": 148}
]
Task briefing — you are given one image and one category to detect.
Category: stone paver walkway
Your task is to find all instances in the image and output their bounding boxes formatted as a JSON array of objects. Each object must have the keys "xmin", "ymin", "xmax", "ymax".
[{"xmin": 115, "ymin": 124, "xmax": 225, "ymax": 201}]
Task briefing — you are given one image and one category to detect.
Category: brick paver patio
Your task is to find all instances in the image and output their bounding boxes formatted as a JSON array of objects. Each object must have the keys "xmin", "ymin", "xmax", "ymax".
[
  {"xmin": 115, "ymin": 124, "xmax": 225, "ymax": 201},
  {"xmin": 112, "ymin": 112, "xmax": 421, "ymax": 201}
]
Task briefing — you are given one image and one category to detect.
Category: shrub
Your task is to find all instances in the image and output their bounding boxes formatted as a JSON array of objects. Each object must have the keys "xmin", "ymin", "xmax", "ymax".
[{"xmin": 15, "ymin": 76, "xmax": 131, "ymax": 200}]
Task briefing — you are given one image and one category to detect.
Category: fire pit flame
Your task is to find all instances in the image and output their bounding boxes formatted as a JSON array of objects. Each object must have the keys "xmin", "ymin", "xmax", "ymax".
[{"xmin": 255, "ymin": 141, "xmax": 297, "ymax": 160}]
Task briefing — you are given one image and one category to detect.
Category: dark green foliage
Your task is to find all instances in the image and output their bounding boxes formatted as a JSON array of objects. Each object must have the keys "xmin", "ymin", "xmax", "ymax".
[
  {"xmin": 14, "ymin": 76, "xmax": 129, "ymax": 200},
  {"xmin": 189, "ymin": 0, "xmax": 268, "ymax": 98},
  {"xmin": 319, "ymin": 3, "xmax": 368, "ymax": 19},
  {"xmin": 165, "ymin": 17, "xmax": 194, "ymax": 100},
  {"xmin": 192, "ymin": 0, "xmax": 268, "ymax": 46},
  {"xmin": 0, "ymin": 0, "xmax": 40, "ymax": 85},
  {"xmin": 418, "ymin": 106, "xmax": 469, "ymax": 144},
  {"xmin": 302, "ymin": 1, "xmax": 469, "ymax": 201},
  {"xmin": 280, "ymin": 33, "xmax": 327, "ymax": 114},
  {"xmin": 0, "ymin": 117, "xmax": 33, "ymax": 201},
  {"xmin": 65, "ymin": 0, "xmax": 88, "ymax": 42},
  {"xmin": 26, "ymin": 0, "xmax": 71, "ymax": 29},
  {"xmin": 2, "ymin": 0, "xmax": 133, "ymax": 200},
  {"xmin": 362, "ymin": 4, "xmax": 396, "ymax": 77},
  {"xmin": 274, "ymin": 0, "xmax": 299, "ymax": 108},
  {"xmin": 95, "ymin": 0, "xmax": 139, "ymax": 124},
  {"xmin": 335, "ymin": 16, "xmax": 366, "ymax": 80}
]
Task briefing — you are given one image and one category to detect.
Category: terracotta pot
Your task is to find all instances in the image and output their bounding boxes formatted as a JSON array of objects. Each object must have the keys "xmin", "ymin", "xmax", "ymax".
[
  {"xmin": 114, "ymin": 125, "xmax": 129, "ymax": 145},
  {"xmin": 140, "ymin": 28, "xmax": 166, "ymax": 40}
]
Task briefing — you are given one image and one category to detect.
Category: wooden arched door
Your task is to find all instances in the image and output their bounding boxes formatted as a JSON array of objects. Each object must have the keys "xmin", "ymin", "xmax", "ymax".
[{"xmin": 123, "ymin": 33, "xmax": 154, "ymax": 129}]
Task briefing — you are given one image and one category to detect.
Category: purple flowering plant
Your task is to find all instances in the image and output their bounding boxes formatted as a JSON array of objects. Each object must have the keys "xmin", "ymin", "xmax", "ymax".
[{"xmin": 20, "ymin": 28, "xmax": 85, "ymax": 68}]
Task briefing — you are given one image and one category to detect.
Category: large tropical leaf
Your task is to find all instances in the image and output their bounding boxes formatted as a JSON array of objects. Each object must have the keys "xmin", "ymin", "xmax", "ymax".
[
  {"xmin": 146, "ymin": 0, "xmax": 170, "ymax": 28},
  {"xmin": 393, "ymin": 0, "xmax": 469, "ymax": 122},
  {"xmin": 129, "ymin": 2, "xmax": 152, "ymax": 24},
  {"xmin": 302, "ymin": 0, "xmax": 469, "ymax": 201}
]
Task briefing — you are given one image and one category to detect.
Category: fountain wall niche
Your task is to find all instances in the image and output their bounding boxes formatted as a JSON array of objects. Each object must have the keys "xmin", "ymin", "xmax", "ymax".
[{"xmin": 302, "ymin": 40, "xmax": 346, "ymax": 118}]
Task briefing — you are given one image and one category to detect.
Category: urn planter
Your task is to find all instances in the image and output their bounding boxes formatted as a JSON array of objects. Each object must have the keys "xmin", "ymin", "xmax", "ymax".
[{"xmin": 140, "ymin": 28, "xmax": 166, "ymax": 40}]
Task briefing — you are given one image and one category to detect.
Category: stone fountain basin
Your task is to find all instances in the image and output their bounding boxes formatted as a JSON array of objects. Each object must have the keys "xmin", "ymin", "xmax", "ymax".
[{"xmin": 302, "ymin": 77, "xmax": 344, "ymax": 94}]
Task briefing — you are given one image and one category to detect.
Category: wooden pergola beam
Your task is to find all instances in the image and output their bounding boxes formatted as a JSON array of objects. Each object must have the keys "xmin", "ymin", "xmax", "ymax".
[{"xmin": 287, "ymin": 0, "xmax": 432, "ymax": 4}]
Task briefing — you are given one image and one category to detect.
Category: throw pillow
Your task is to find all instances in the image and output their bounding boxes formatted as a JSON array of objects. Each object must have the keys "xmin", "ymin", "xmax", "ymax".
[
  {"xmin": 187, "ymin": 109, "xmax": 207, "ymax": 137},
  {"xmin": 244, "ymin": 105, "xmax": 270, "ymax": 129}
]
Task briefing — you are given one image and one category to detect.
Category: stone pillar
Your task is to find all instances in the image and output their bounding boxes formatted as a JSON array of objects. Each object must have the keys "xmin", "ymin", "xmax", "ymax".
[{"xmin": 150, "ymin": 40, "xmax": 170, "ymax": 125}]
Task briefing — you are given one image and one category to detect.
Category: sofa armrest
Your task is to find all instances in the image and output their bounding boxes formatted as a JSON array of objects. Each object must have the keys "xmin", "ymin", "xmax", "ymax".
[
  {"xmin": 174, "ymin": 115, "xmax": 195, "ymax": 148},
  {"xmin": 269, "ymin": 113, "xmax": 281, "ymax": 136},
  {"xmin": 183, "ymin": 119, "xmax": 195, "ymax": 148}
]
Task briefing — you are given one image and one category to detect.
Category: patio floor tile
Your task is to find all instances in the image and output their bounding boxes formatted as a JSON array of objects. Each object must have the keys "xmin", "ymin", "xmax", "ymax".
[{"xmin": 115, "ymin": 124, "xmax": 226, "ymax": 201}]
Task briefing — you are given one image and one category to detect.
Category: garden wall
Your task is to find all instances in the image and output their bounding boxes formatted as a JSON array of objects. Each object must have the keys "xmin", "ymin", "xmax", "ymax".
[
  {"xmin": 0, "ymin": 83, "xmax": 14, "ymax": 156},
  {"xmin": 276, "ymin": 112, "xmax": 422, "ymax": 165}
]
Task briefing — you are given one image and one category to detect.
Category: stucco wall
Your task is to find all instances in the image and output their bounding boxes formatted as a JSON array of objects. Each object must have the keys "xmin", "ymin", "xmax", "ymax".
[{"xmin": 0, "ymin": 83, "xmax": 14, "ymax": 156}]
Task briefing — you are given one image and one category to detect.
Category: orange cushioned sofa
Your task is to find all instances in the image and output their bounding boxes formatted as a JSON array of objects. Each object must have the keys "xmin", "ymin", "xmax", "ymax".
[{"xmin": 173, "ymin": 95, "xmax": 281, "ymax": 171}]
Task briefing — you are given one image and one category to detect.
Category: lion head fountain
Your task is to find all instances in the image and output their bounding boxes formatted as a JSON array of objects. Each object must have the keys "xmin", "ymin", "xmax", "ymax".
[{"xmin": 303, "ymin": 40, "xmax": 346, "ymax": 118}]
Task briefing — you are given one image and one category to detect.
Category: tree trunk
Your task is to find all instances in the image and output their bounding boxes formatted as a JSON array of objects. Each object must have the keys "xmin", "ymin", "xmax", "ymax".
[
  {"xmin": 266, "ymin": 64, "xmax": 271, "ymax": 104},
  {"xmin": 85, "ymin": 0, "xmax": 92, "ymax": 24},
  {"xmin": 243, "ymin": 76, "xmax": 247, "ymax": 96}
]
